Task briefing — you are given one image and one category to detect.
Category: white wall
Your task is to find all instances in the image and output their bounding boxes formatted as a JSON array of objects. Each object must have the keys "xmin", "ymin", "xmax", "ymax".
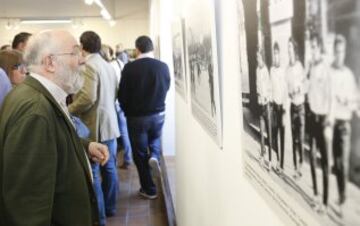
[
  {"xmin": 0, "ymin": 18, "xmax": 149, "ymax": 49},
  {"xmin": 149, "ymin": 0, "xmax": 176, "ymax": 156},
  {"xmin": 170, "ymin": 0, "xmax": 286, "ymax": 225}
]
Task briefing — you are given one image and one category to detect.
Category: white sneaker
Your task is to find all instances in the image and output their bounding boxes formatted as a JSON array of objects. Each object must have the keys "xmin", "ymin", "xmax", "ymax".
[
  {"xmin": 312, "ymin": 195, "xmax": 321, "ymax": 211},
  {"xmin": 149, "ymin": 157, "xmax": 161, "ymax": 178},
  {"xmin": 275, "ymin": 162, "xmax": 281, "ymax": 173},
  {"xmin": 317, "ymin": 204, "xmax": 328, "ymax": 215},
  {"xmin": 139, "ymin": 189, "xmax": 158, "ymax": 200}
]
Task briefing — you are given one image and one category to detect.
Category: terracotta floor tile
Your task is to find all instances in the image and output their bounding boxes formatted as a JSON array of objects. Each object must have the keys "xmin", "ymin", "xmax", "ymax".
[{"xmin": 104, "ymin": 152, "xmax": 169, "ymax": 226}]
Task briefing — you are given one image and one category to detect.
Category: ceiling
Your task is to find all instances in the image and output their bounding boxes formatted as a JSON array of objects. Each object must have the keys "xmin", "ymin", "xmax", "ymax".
[{"xmin": 0, "ymin": 0, "xmax": 149, "ymax": 20}]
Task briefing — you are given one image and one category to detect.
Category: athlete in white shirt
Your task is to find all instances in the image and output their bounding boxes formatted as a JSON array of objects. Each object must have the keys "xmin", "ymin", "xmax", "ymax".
[
  {"xmin": 256, "ymin": 49, "xmax": 272, "ymax": 169},
  {"xmin": 286, "ymin": 37, "xmax": 307, "ymax": 179},
  {"xmin": 329, "ymin": 35, "xmax": 358, "ymax": 212},
  {"xmin": 270, "ymin": 42, "xmax": 287, "ymax": 172}
]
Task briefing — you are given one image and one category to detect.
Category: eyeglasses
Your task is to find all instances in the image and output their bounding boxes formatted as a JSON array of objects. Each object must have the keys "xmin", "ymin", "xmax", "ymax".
[
  {"xmin": 50, "ymin": 46, "xmax": 81, "ymax": 58},
  {"xmin": 12, "ymin": 63, "xmax": 26, "ymax": 71}
]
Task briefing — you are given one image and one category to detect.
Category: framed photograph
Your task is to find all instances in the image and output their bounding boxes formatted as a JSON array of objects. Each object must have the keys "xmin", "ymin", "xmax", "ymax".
[
  {"xmin": 172, "ymin": 18, "xmax": 187, "ymax": 101},
  {"xmin": 239, "ymin": 0, "xmax": 360, "ymax": 225},
  {"xmin": 185, "ymin": 0, "xmax": 223, "ymax": 147}
]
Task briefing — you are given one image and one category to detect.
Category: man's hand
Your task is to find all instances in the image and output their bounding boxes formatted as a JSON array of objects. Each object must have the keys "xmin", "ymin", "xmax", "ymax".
[{"xmin": 88, "ymin": 142, "xmax": 109, "ymax": 166}]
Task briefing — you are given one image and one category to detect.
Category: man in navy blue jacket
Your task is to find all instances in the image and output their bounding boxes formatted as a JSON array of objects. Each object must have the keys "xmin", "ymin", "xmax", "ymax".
[{"xmin": 118, "ymin": 36, "xmax": 170, "ymax": 199}]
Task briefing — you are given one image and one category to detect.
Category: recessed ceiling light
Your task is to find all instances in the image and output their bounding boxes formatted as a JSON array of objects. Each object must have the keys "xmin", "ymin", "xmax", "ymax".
[
  {"xmin": 21, "ymin": 19, "xmax": 72, "ymax": 24},
  {"xmin": 85, "ymin": 0, "xmax": 94, "ymax": 5}
]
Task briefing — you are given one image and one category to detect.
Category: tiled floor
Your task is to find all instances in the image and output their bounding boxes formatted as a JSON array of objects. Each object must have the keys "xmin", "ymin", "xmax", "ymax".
[{"xmin": 106, "ymin": 160, "xmax": 169, "ymax": 226}]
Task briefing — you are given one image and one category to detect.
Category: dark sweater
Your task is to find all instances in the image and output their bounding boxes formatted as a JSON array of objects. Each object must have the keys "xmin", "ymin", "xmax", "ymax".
[{"xmin": 118, "ymin": 57, "xmax": 170, "ymax": 117}]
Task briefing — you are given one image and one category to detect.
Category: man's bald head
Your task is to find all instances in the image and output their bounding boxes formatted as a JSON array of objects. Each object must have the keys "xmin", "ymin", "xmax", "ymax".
[
  {"xmin": 24, "ymin": 30, "xmax": 77, "ymax": 70},
  {"xmin": 23, "ymin": 30, "xmax": 83, "ymax": 94}
]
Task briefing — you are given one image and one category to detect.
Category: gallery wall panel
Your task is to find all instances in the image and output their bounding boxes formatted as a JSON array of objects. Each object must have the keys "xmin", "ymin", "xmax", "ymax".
[
  {"xmin": 184, "ymin": 0, "xmax": 223, "ymax": 147},
  {"xmin": 239, "ymin": 0, "xmax": 360, "ymax": 225}
]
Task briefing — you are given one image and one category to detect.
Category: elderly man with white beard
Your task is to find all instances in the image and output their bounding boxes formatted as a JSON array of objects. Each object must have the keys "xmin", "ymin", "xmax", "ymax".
[{"xmin": 0, "ymin": 30, "xmax": 109, "ymax": 226}]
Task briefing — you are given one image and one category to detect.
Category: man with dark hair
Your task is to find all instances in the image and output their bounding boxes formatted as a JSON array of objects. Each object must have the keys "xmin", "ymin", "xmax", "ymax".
[
  {"xmin": 69, "ymin": 31, "xmax": 120, "ymax": 226},
  {"xmin": 307, "ymin": 33, "xmax": 331, "ymax": 213},
  {"xmin": 269, "ymin": 41, "xmax": 287, "ymax": 172},
  {"xmin": 135, "ymin": 35, "xmax": 154, "ymax": 53},
  {"xmin": 79, "ymin": 31, "xmax": 102, "ymax": 54},
  {"xmin": 118, "ymin": 35, "xmax": 170, "ymax": 199},
  {"xmin": 329, "ymin": 34, "xmax": 357, "ymax": 213},
  {"xmin": 12, "ymin": 32, "xmax": 31, "ymax": 52}
]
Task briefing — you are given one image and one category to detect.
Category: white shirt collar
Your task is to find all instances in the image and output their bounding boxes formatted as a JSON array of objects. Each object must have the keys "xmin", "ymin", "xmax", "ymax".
[
  {"xmin": 85, "ymin": 53, "xmax": 95, "ymax": 61},
  {"xmin": 137, "ymin": 52, "xmax": 154, "ymax": 60},
  {"xmin": 30, "ymin": 73, "xmax": 67, "ymax": 102}
]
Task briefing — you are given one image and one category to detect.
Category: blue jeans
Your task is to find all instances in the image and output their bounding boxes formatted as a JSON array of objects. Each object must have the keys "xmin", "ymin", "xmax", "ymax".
[
  {"xmin": 92, "ymin": 139, "xmax": 119, "ymax": 225},
  {"xmin": 72, "ymin": 115, "xmax": 90, "ymax": 139},
  {"xmin": 127, "ymin": 113, "xmax": 165, "ymax": 195},
  {"xmin": 116, "ymin": 103, "xmax": 132, "ymax": 164}
]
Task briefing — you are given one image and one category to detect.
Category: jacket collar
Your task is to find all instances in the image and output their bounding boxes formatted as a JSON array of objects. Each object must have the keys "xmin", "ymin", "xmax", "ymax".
[
  {"xmin": 23, "ymin": 75, "xmax": 64, "ymax": 116},
  {"xmin": 23, "ymin": 75, "xmax": 93, "ymax": 183}
]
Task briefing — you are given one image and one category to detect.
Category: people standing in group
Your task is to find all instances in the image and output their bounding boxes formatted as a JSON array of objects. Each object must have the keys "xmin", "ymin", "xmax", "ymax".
[
  {"xmin": 115, "ymin": 43, "xmax": 129, "ymax": 64},
  {"xmin": 329, "ymin": 34, "xmax": 358, "ymax": 214},
  {"xmin": 256, "ymin": 48, "xmax": 272, "ymax": 170},
  {"xmin": 110, "ymin": 45, "xmax": 133, "ymax": 169},
  {"xmin": 118, "ymin": 35, "xmax": 170, "ymax": 199},
  {"xmin": 286, "ymin": 37, "xmax": 307, "ymax": 179},
  {"xmin": 307, "ymin": 33, "xmax": 332, "ymax": 213},
  {"xmin": 0, "ymin": 45, "xmax": 11, "ymax": 51},
  {"xmin": 0, "ymin": 29, "xmax": 109, "ymax": 226},
  {"xmin": 0, "ymin": 50, "xmax": 27, "ymax": 86},
  {"xmin": 68, "ymin": 31, "xmax": 120, "ymax": 226},
  {"xmin": 12, "ymin": 32, "xmax": 32, "ymax": 52},
  {"xmin": 190, "ymin": 55, "xmax": 196, "ymax": 94},
  {"xmin": 269, "ymin": 42, "xmax": 287, "ymax": 172},
  {"xmin": 100, "ymin": 44, "xmax": 114, "ymax": 62},
  {"xmin": 208, "ymin": 62, "xmax": 216, "ymax": 117}
]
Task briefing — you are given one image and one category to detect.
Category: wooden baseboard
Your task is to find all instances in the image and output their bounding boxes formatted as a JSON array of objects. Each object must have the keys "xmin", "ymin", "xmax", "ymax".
[{"xmin": 160, "ymin": 155, "xmax": 177, "ymax": 226}]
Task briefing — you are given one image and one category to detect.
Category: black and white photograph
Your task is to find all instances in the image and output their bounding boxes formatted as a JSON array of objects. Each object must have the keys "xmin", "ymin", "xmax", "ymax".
[
  {"xmin": 172, "ymin": 18, "xmax": 187, "ymax": 100},
  {"xmin": 237, "ymin": 0, "xmax": 250, "ymax": 98},
  {"xmin": 185, "ymin": 0, "xmax": 222, "ymax": 146},
  {"xmin": 240, "ymin": 0, "xmax": 360, "ymax": 225}
]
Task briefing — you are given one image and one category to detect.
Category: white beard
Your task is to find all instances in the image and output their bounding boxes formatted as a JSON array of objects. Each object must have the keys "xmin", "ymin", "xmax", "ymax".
[{"xmin": 54, "ymin": 61, "xmax": 84, "ymax": 94}]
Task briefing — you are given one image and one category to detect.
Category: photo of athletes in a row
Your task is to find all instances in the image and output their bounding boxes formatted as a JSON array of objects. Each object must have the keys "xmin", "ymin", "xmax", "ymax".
[{"xmin": 241, "ymin": 0, "xmax": 360, "ymax": 225}]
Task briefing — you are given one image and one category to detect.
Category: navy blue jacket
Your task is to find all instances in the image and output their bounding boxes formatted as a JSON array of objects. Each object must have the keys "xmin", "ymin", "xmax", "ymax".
[{"xmin": 118, "ymin": 57, "xmax": 170, "ymax": 117}]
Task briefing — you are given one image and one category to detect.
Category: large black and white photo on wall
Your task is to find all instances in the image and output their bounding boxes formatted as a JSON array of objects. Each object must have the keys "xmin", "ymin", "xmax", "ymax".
[
  {"xmin": 239, "ymin": 0, "xmax": 360, "ymax": 225},
  {"xmin": 172, "ymin": 18, "xmax": 187, "ymax": 100},
  {"xmin": 185, "ymin": 0, "xmax": 222, "ymax": 146}
]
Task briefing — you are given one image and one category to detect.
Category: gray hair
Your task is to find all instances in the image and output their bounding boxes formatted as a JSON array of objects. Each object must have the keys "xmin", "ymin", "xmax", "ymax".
[{"xmin": 23, "ymin": 30, "xmax": 59, "ymax": 70}]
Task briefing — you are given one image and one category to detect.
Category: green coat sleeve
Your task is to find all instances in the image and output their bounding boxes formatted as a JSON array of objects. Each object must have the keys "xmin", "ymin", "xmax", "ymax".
[
  {"xmin": 68, "ymin": 64, "xmax": 98, "ymax": 115},
  {"xmin": 81, "ymin": 138, "xmax": 90, "ymax": 156},
  {"xmin": 3, "ymin": 114, "xmax": 57, "ymax": 226}
]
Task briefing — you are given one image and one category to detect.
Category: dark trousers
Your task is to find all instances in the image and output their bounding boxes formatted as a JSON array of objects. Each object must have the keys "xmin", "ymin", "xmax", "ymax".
[
  {"xmin": 272, "ymin": 103, "xmax": 285, "ymax": 165},
  {"xmin": 127, "ymin": 113, "xmax": 165, "ymax": 195},
  {"xmin": 308, "ymin": 112, "xmax": 329, "ymax": 205},
  {"xmin": 259, "ymin": 104, "xmax": 272, "ymax": 161},
  {"xmin": 333, "ymin": 120, "xmax": 351, "ymax": 204},
  {"xmin": 290, "ymin": 104, "xmax": 305, "ymax": 170}
]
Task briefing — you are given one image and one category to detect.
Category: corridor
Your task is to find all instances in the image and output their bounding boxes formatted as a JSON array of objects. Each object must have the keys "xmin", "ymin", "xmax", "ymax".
[{"xmin": 107, "ymin": 157, "xmax": 169, "ymax": 226}]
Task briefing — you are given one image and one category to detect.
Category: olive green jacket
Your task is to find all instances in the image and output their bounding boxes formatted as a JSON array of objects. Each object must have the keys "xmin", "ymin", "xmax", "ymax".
[{"xmin": 0, "ymin": 76, "xmax": 99, "ymax": 226}]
